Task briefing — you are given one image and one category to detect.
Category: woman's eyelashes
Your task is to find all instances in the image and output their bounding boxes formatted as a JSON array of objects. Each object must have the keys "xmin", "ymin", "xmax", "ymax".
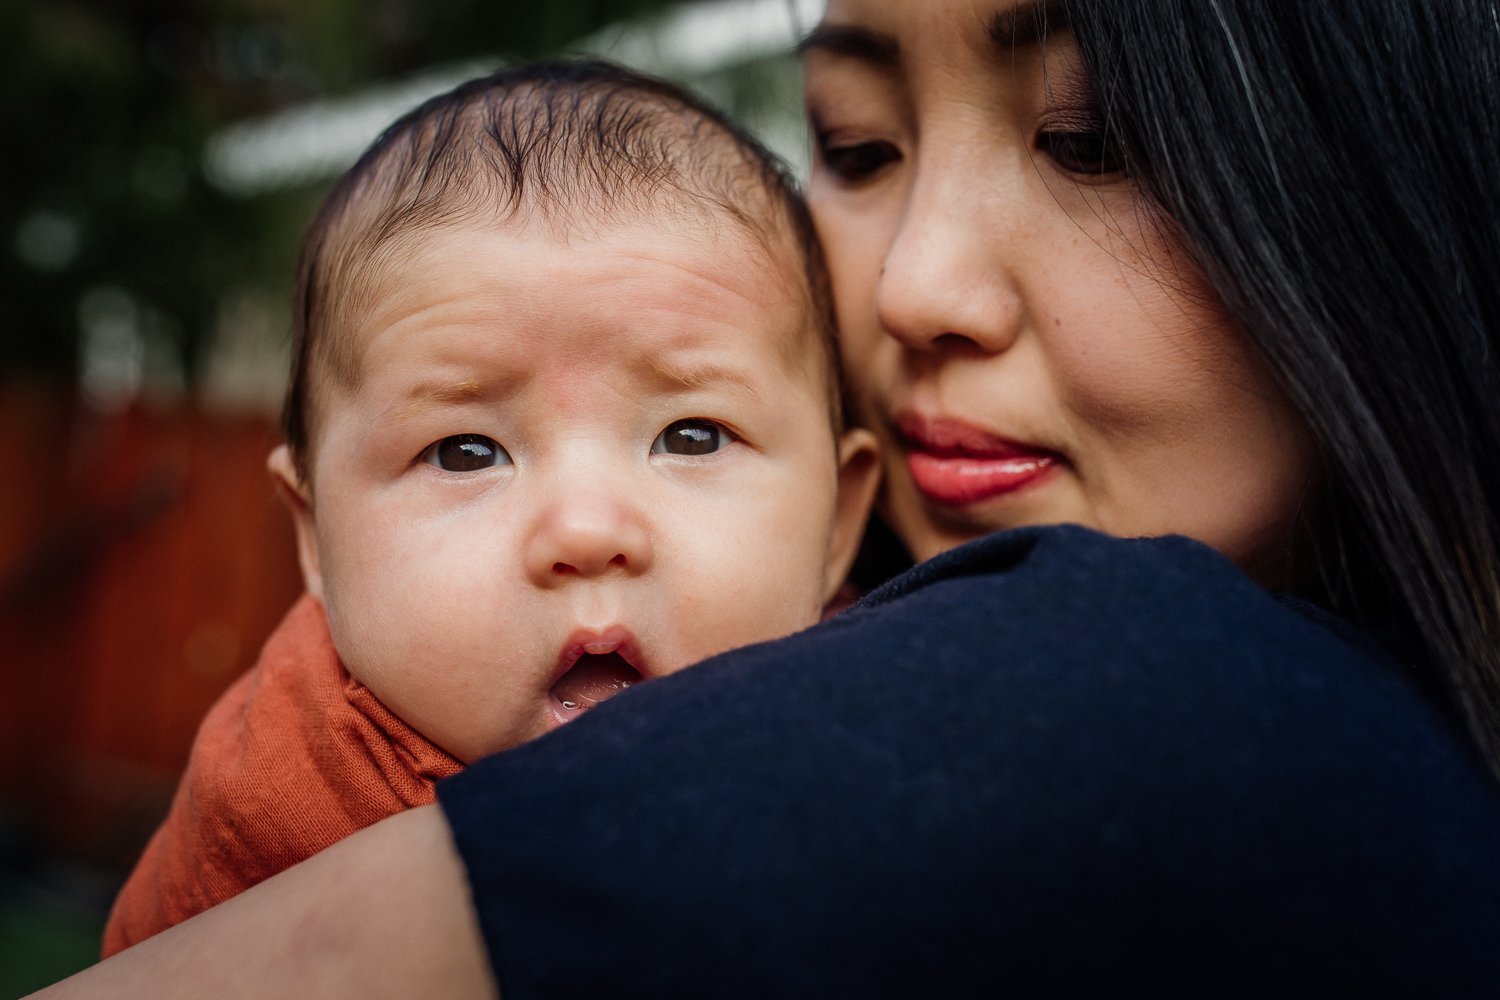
[
  {"xmin": 1036, "ymin": 119, "xmax": 1127, "ymax": 178},
  {"xmin": 812, "ymin": 123, "xmax": 1122, "ymax": 184},
  {"xmin": 420, "ymin": 433, "xmax": 512, "ymax": 472},
  {"xmin": 815, "ymin": 132, "xmax": 901, "ymax": 183},
  {"xmin": 651, "ymin": 418, "xmax": 736, "ymax": 457}
]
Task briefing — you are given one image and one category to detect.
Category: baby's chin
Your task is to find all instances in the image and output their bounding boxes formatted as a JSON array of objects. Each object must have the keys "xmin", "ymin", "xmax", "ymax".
[
  {"xmin": 441, "ymin": 679, "xmax": 639, "ymax": 763},
  {"xmin": 343, "ymin": 671, "xmax": 544, "ymax": 766}
]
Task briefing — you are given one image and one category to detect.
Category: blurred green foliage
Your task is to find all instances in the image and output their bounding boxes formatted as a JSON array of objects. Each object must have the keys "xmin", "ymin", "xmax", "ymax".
[{"xmin": 0, "ymin": 0, "xmax": 690, "ymax": 384}]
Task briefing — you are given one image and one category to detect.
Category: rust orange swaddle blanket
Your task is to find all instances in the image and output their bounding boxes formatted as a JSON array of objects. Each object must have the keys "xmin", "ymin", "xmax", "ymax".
[{"xmin": 102, "ymin": 594, "xmax": 462, "ymax": 956}]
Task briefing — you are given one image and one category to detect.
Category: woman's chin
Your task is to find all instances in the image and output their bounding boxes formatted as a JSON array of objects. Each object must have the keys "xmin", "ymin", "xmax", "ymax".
[
  {"xmin": 884, "ymin": 471, "xmax": 1077, "ymax": 562},
  {"xmin": 885, "ymin": 503, "xmax": 1031, "ymax": 563}
]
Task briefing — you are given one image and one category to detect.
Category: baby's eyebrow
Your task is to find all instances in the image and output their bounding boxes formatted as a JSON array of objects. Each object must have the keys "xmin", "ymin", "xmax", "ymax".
[
  {"xmin": 416, "ymin": 379, "xmax": 483, "ymax": 404},
  {"xmin": 379, "ymin": 377, "xmax": 509, "ymax": 422},
  {"xmin": 638, "ymin": 357, "xmax": 762, "ymax": 400}
]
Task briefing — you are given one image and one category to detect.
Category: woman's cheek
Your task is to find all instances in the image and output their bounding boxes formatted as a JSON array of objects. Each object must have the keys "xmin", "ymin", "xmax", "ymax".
[{"xmin": 824, "ymin": 253, "xmax": 890, "ymax": 399}]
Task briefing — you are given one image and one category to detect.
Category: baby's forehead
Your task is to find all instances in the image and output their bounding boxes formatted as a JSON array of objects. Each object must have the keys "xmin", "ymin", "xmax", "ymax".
[
  {"xmin": 333, "ymin": 205, "xmax": 828, "ymax": 392},
  {"xmin": 360, "ymin": 197, "xmax": 822, "ymax": 341}
]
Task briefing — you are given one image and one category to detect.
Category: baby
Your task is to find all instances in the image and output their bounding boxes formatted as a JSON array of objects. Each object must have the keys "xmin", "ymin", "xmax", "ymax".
[{"xmin": 102, "ymin": 60, "xmax": 879, "ymax": 954}]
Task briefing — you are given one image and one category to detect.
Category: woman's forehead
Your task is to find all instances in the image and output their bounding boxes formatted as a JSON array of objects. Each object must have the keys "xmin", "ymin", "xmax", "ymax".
[
  {"xmin": 809, "ymin": 0, "xmax": 1072, "ymax": 67},
  {"xmin": 817, "ymin": 0, "xmax": 1063, "ymax": 33}
]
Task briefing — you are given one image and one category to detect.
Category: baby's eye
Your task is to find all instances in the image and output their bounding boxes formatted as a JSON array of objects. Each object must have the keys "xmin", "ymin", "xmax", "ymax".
[
  {"xmin": 651, "ymin": 419, "xmax": 734, "ymax": 457},
  {"xmin": 815, "ymin": 134, "xmax": 901, "ymax": 184},
  {"xmin": 1038, "ymin": 127, "xmax": 1127, "ymax": 178},
  {"xmin": 420, "ymin": 433, "xmax": 512, "ymax": 472}
]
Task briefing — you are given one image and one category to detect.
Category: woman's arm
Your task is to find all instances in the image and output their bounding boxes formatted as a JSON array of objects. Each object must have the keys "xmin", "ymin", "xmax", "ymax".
[{"xmin": 28, "ymin": 806, "xmax": 496, "ymax": 1000}]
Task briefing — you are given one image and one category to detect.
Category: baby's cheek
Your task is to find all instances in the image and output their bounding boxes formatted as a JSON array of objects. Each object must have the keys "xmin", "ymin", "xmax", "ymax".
[{"xmin": 695, "ymin": 550, "xmax": 826, "ymax": 657}]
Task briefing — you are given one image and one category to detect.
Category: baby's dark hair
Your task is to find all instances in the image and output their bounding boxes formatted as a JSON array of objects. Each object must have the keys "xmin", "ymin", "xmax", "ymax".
[{"xmin": 283, "ymin": 59, "xmax": 838, "ymax": 483}]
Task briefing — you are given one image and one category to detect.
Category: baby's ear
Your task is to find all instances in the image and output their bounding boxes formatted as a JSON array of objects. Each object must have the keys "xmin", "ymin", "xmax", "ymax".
[
  {"xmin": 823, "ymin": 427, "xmax": 882, "ymax": 604},
  {"xmin": 267, "ymin": 444, "xmax": 324, "ymax": 601}
]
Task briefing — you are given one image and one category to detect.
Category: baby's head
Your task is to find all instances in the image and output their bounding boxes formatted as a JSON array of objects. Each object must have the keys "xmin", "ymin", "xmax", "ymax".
[{"xmin": 269, "ymin": 61, "xmax": 879, "ymax": 761}]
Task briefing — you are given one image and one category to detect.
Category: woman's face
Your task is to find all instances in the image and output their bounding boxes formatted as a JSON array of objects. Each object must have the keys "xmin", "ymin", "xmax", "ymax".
[{"xmin": 804, "ymin": 0, "xmax": 1315, "ymax": 581}]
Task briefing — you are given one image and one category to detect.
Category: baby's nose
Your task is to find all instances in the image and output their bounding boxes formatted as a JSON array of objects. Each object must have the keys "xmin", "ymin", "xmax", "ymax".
[{"xmin": 523, "ymin": 487, "xmax": 652, "ymax": 587}]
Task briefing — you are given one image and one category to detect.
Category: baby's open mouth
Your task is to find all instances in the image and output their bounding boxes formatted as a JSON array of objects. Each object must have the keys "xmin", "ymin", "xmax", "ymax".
[{"xmin": 550, "ymin": 652, "xmax": 642, "ymax": 718}]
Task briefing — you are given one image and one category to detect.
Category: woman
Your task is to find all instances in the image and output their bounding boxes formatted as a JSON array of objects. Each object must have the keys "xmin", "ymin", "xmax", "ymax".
[{"xmin": 36, "ymin": 0, "xmax": 1500, "ymax": 996}]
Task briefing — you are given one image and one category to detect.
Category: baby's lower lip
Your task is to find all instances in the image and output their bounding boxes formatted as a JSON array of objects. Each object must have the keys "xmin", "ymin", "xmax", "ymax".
[{"xmin": 905, "ymin": 451, "xmax": 1056, "ymax": 505}]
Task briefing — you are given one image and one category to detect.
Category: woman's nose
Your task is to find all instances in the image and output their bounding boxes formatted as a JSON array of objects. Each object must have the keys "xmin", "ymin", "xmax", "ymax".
[
  {"xmin": 875, "ymin": 158, "xmax": 1025, "ymax": 356},
  {"xmin": 523, "ymin": 486, "xmax": 653, "ymax": 587}
]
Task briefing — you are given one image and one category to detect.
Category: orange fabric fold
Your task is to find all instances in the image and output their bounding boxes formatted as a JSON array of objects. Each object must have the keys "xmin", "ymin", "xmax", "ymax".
[{"xmin": 102, "ymin": 594, "xmax": 463, "ymax": 956}]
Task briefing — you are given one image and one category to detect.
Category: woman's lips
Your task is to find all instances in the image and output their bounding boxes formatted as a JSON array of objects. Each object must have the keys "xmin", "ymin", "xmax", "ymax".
[{"xmin": 897, "ymin": 413, "xmax": 1058, "ymax": 506}]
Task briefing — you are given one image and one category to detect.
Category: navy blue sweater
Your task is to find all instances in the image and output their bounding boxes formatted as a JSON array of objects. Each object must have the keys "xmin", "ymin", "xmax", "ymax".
[{"xmin": 439, "ymin": 526, "xmax": 1500, "ymax": 996}]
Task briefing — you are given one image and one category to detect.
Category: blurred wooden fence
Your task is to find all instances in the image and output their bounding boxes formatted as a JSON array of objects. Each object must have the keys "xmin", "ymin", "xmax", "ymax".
[{"xmin": 0, "ymin": 381, "xmax": 303, "ymax": 863}]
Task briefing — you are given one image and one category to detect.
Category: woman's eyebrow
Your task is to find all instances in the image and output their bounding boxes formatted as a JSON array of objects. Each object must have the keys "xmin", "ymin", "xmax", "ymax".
[
  {"xmin": 795, "ymin": 24, "xmax": 900, "ymax": 66},
  {"xmin": 988, "ymin": 0, "xmax": 1070, "ymax": 52}
]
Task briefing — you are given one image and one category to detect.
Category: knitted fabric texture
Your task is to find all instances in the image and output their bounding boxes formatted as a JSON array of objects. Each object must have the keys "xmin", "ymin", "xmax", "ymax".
[{"xmin": 101, "ymin": 594, "xmax": 462, "ymax": 956}]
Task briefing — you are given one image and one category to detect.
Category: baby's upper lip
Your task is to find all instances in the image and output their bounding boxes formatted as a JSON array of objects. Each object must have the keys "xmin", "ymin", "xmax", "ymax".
[{"xmin": 895, "ymin": 411, "xmax": 1056, "ymax": 459}]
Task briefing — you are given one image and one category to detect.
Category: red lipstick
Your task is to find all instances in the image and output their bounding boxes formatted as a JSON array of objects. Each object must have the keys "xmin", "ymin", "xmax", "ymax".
[{"xmin": 898, "ymin": 413, "xmax": 1058, "ymax": 506}]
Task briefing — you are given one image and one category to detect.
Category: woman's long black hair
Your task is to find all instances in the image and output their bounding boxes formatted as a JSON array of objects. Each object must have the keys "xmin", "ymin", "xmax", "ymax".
[{"xmin": 1064, "ymin": 0, "xmax": 1500, "ymax": 776}]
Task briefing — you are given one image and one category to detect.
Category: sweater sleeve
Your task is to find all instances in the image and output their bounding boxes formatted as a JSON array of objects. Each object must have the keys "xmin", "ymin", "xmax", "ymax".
[{"xmin": 438, "ymin": 526, "xmax": 1500, "ymax": 997}]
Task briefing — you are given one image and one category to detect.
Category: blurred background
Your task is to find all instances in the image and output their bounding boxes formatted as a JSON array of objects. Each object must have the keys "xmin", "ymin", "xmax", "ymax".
[{"xmin": 0, "ymin": 0, "xmax": 816, "ymax": 991}]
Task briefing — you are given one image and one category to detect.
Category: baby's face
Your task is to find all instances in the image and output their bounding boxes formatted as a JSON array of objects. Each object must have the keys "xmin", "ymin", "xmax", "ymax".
[{"xmin": 280, "ymin": 216, "xmax": 875, "ymax": 762}]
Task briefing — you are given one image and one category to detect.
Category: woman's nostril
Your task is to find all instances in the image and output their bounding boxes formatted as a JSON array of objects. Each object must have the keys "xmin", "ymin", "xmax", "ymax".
[{"xmin": 933, "ymin": 332, "xmax": 979, "ymax": 352}]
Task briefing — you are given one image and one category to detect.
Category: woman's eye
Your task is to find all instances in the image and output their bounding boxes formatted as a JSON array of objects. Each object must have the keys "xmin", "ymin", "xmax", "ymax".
[
  {"xmin": 651, "ymin": 419, "xmax": 734, "ymax": 457},
  {"xmin": 420, "ymin": 433, "xmax": 511, "ymax": 472},
  {"xmin": 816, "ymin": 136, "xmax": 901, "ymax": 183},
  {"xmin": 1038, "ymin": 128, "xmax": 1127, "ymax": 177}
]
